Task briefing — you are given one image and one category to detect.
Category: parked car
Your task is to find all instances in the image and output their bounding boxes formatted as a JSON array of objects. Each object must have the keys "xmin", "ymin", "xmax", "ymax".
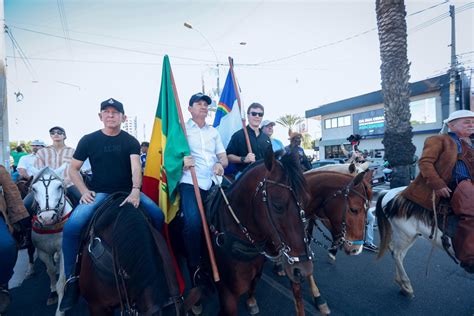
[
  {"xmin": 367, "ymin": 158, "xmax": 386, "ymax": 186},
  {"xmin": 311, "ymin": 158, "xmax": 345, "ymax": 169}
]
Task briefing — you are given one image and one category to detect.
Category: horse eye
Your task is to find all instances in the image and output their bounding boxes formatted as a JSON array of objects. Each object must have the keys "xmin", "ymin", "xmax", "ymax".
[
  {"xmin": 271, "ymin": 202, "xmax": 284, "ymax": 213},
  {"xmin": 349, "ymin": 208, "xmax": 358, "ymax": 214}
]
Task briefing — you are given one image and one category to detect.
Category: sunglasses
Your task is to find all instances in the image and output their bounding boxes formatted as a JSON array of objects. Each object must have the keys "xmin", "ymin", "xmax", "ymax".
[
  {"xmin": 250, "ymin": 112, "xmax": 264, "ymax": 117},
  {"xmin": 50, "ymin": 130, "xmax": 65, "ymax": 135}
]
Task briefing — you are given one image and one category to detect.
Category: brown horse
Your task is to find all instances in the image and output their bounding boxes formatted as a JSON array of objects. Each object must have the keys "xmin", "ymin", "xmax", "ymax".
[
  {"xmin": 209, "ymin": 149, "xmax": 313, "ymax": 316},
  {"xmin": 288, "ymin": 170, "xmax": 373, "ymax": 316},
  {"xmin": 79, "ymin": 195, "xmax": 184, "ymax": 316}
]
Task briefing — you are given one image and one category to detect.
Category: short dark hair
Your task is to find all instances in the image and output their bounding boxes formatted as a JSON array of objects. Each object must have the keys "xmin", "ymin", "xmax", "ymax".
[
  {"xmin": 141, "ymin": 142, "xmax": 149, "ymax": 147},
  {"xmin": 247, "ymin": 102, "xmax": 264, "ymax": 115}
]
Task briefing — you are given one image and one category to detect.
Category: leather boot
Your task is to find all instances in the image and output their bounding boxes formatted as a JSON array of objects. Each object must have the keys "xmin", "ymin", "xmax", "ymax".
[
  {"xmin": 0, "ymin": 284, "xmax": 10, "ymax": 314},
  {"xmin": 59, "ymin": 276, "xmax": 80, "ymax": 312}
]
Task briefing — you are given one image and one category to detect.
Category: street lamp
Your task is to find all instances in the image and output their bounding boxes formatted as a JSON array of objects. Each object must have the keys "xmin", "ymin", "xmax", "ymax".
[{"xmin": 184, "ymin": 22, "xmax": 220, "ymax": 97}]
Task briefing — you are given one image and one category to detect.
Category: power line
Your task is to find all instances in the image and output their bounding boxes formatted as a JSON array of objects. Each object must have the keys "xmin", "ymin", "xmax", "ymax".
[
  {"xmin": 9, "ymin": 25, "xmax": 221, "ymax": 64},
  {"xmin": 255, "ymin": 1, "xmax": 470, "ymax": 66},
  {"xmin": 5, "ymin": 26, "xmax": 37, "ymax": 79}
]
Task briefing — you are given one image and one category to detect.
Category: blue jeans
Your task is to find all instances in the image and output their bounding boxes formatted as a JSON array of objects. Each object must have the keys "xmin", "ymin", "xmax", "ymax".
[
  {"xmin": 365, "ymin": 207, "xmax": 376, "ymax": 245},
  {"xmin": 0, "ymin": 217, "xmax": 18, "ymax": 285},
  {"xmin": 62, "ymin": 192, "xmax": 164, "ymax": 278},
  {"xmin": 179, "ymin": 184, "xmax": 208, "ymax": 268}
]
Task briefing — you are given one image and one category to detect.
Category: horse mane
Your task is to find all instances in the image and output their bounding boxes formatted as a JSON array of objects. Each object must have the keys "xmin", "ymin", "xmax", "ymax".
[
  {"xmin": 96, "ymin": 199, "xmax": 167, "ymax": 302},
  {"xmin": 386, "ymin": 193, "xmax": 433, "ymax": 227},
  {"xmin": 280, "ymin": 152, "xmax": 307, "ymax": 201},
  {"xmin": 228, "ymin": 151, "xmax": 307, "ymax": 201}
]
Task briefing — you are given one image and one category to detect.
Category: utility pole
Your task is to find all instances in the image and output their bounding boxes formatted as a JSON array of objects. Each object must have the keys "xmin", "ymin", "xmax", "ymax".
[
  {"xmin": 0, "ymin": 0, "xmax": 9, "ymax": 167},
  {"xmin": 448, "ymin": 5, "xmax": 458, "ymax": 114}
]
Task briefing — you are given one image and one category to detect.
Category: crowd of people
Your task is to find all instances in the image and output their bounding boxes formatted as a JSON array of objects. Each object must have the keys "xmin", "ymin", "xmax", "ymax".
[{"xmin": 1, "ymin": 92, "xmax": 472, "ymax": 314}]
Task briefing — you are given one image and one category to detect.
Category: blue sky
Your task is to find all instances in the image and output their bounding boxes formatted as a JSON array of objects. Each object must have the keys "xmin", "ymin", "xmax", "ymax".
[{"xmin": 5, "ymin": 0, "xmax": 473, "ymax": 146}]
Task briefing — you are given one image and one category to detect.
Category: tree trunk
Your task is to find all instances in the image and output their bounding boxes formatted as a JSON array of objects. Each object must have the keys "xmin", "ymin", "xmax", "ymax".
[{"xmin": 376, "ymin": 0, "xmax": 416, "ymax": 188}]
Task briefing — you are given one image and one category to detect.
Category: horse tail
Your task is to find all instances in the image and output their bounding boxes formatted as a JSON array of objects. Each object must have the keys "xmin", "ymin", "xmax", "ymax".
[{"xmin": 375, "ymin": 191, "xmax": 392, "ymax": 259}]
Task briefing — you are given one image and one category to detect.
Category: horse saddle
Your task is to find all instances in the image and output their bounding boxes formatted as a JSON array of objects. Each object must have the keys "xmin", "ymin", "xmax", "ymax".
[{"xmin": 79, "ymin": 193, "xmax": 151, "ymax": 284}]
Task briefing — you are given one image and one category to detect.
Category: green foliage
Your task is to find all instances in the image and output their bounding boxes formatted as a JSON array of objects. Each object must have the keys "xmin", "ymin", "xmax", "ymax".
[{"xmin": 276, "ymin": 114, "xmax": 304, "ymax": 136}]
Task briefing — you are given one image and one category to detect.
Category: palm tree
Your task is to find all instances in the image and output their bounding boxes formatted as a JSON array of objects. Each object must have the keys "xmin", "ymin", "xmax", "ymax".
[
  {"xmin": 276, "ymin": 114, "xmax": 304, "ymax": 136},
  {"xmin": 376, "ymin": 0, "xmax": 416, "ymax": 188}
]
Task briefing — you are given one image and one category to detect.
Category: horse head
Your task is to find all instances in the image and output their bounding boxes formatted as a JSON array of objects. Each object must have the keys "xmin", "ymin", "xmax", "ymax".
[
  {"xmin": 306, "ymin": 170, "xmax": 373, "ymax": 255},
  {"xmin": 30, "ymin": 164, "xmax": 68, "ymax": 226},
  {"xmin": 256, "ymin": 147, "xmax": 313, "ymax": 283}
]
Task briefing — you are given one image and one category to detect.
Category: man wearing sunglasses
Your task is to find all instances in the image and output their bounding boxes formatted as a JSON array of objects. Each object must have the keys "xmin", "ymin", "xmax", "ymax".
[{"xmin": 226, "ymin": 103, "xmax": 271, "ymax": 175}]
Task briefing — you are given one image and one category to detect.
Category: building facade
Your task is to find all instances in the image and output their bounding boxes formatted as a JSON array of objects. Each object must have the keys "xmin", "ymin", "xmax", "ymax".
[
  {"xmin": 306, "ymin": 73, "xmax": 471, "ymax": 160},
  {"xmin": 122, "ymin": 116, "xmax": 138, "ymax": 139}
]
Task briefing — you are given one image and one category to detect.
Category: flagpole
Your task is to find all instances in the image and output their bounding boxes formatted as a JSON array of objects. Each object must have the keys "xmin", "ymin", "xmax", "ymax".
[
  {"xmin": 168, "ymin": 63, "xmax": 220, "ymax": 283},
  {"xmin": 228, "ymin": 57, "xmax": 252, "ymax": 154}
]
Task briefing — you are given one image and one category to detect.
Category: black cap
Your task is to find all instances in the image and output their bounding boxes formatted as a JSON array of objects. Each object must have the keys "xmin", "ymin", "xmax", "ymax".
[
  {"xmin": 49, "ymin": 126, "xmax": 66, "ymax": 134},
  {"xmin": 189, "ymin": 93, "xmax": 212, "ymax": 107},
  {"xmin": 100, "ymin": 98, "xmax": 125, "ymax": 114}
]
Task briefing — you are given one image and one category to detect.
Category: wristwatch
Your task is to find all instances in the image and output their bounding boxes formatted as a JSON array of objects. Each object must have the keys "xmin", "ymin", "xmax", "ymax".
[{"xmin": 240, "ymin": 156, "xmax": 246, "ymax": 163}]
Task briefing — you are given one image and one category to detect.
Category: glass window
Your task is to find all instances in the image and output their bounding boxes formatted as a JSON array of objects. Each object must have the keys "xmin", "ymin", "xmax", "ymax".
[
  {"xmin": 325, "ymin": 119, "xmax": 331, "ymax": 129},
  {"xmin": 410, "ymin": 97, "xmax": 436, "ymax": 125},
  {"xmin": 343, "ymin": 115, "xmax": 351, "ymax": 126},
  {"xmin": 331, "ymin": 118, "xmax": 338, "ymax": 128},
  {"xmin": 338, "ymin": 117, "xmax": 344, "ymax": 126}
]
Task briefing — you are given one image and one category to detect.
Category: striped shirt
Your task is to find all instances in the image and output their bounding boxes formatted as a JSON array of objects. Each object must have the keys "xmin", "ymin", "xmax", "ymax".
[
  {"xmin": 35, "ymin": 145, "xmax": 75, "ymax": 186},
  {"xmin": 449, "ymin": 133, "xmax": 472, "ymax": 186}
]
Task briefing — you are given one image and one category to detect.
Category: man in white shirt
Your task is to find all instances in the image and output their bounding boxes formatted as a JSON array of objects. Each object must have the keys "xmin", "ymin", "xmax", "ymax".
[
  {"xmin": 17, "ymin": 140, "xmax": 45, "ymax": 179},
  {"xmin": 180, "ymin": 92, "xmax": 228, "ymax": 287}
]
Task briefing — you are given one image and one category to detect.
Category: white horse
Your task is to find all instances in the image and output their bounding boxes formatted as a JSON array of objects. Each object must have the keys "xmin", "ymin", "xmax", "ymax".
[
  {"xmin": 374, "ymin": 187, "xmax": 459, "ymax": 298},
  {"xmin": 30, "ymin": 165, "xmax": 73, "ymax": 316}
]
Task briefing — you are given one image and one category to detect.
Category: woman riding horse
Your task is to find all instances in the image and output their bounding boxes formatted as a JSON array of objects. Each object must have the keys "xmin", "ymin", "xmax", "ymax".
[{"xmin": 0, "ymin": 164, "xmax": 30, "ymax": 314}]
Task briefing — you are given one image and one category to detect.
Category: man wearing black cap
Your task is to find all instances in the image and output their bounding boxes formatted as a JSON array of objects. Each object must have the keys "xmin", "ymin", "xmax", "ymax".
[
  {"xmin": 60, "ymin": 98, "xmax": 165, "ymax": 311},
  {"xmin": 180, "ymin": 93, "xmax": 227, "ymax": 299}
]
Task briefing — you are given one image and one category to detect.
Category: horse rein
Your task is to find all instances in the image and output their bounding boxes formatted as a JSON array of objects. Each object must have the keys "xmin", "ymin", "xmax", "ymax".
[
  {"xmin": 320, "ymin": 176, "xmax": 370, "ymax": 249},
  {"xmin": 254, "ymin": 177, "xmax": 313, "ymax": 265}
]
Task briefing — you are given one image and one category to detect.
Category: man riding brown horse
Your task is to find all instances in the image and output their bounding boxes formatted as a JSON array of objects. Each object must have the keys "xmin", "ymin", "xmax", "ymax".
[{"xmin": 402, "ymin": 109, "xmax": 474, "ymax": 272}]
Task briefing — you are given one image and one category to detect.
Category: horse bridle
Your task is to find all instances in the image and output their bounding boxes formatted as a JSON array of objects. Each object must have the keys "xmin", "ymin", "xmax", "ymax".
[
  {"xmin": 320, "ymin": 176, "xmax": 370, "ymax": 249},
  {"xmin": 33, "ymin": 173, "xmax": 66, "ymax": 221},
  {"xmin": 254, "ymin": 177, "xmax": 313, "ymax": 265}
]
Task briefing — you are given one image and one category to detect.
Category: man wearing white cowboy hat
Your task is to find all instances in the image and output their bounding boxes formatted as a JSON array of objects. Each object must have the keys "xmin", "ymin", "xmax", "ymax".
[
  {"xmin": 17, "ymin": 140, "xmax": 46, "ymax": 179},
  {"xmin": 402, "ymin": 109, "xmax": 474, "ymax": 272}
]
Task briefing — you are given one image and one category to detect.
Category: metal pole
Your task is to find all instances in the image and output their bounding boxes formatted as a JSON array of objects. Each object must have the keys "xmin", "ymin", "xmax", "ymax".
[
  {"xmin": 448, "ymin": 5, "xmax": 457, "ymax": 114},
  {"xmin": 184, "ymin": 23, "xmax": 220, "ymax": 97},
  {"xmin": 0, "ymin": 0, "xmax": 10, "ymax": 168}
]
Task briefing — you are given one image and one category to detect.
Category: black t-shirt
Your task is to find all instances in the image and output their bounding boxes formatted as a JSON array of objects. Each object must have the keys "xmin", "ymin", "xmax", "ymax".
[
  {"xmin": 73, "ymin": 130, "xmax": 140, "ymax": 194},
  {"xmin": 226, "ymin": 126, "xmax": 271, "ymax": 172}
]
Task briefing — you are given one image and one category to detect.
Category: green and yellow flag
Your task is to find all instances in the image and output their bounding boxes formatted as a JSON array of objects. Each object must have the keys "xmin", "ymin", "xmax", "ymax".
[{"xmin": 142, "ymin": 55, "xmax": 190, "ymax": 223}]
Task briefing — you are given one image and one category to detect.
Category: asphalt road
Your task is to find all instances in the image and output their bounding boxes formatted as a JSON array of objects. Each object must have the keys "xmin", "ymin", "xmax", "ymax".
[{"xmin": 6, "ymin": 184, "xmax": 474, "ymax": 315}]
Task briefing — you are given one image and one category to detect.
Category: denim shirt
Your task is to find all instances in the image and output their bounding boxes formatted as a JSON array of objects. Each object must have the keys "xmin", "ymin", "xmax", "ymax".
[{"xmin": 448, "ymin": 133, "xmax": 473, "ymax": 186}]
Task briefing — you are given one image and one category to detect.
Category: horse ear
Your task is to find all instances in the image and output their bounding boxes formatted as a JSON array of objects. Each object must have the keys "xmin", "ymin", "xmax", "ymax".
[
  {"xmin": 348, "ymin": 163, "xmax": 356, "ymax": 174},
  {"xmin": 54, "ymin": 163, "xmax": 68, "ymax": 178},
  {"xmin": 353, "ymin": 171, "xmax": 365, "ymax": 186},
  {"xmin": 264, "ymin": 145, "xmax": 275, "ymax": 172},
  {"xmin": 30, "ymin": 167, "xmax": 40, "ymax": 177}
]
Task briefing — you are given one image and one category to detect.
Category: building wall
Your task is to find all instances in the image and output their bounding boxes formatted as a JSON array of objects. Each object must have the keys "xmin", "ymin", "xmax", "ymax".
[{"xmin": 319, "ymin": 91, "xmax": 443, "ymax": 160}]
